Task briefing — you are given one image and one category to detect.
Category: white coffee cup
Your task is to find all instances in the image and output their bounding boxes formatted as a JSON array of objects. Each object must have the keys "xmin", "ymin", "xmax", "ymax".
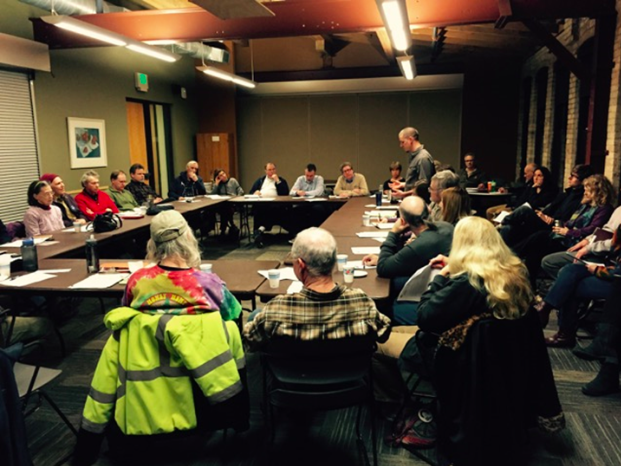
[
  {"xmin": 343, "ymin": 265, "xmax": 355, "ymax": 284},
  {"xmin": 362, "ymin": 214, "xmax": 371, "ymax": 227},
  {"xmin": 268, "ymin": 269, "xmax": 280, "ymax": 288},
  {"xmin": 200, "ymin": 263, "xmax": 213, "ymax": 273},
  {"xmin": 73, "ymin": 221, "xmax": 82, "ymax": 233},
  {"xmin": 336, "ymin": 254, "xmax": 348, "ymax": 272},
  {"xmin": 0, "ymin": 255, "xmax": 11, "ymax": 281},
  {"xmin": 128, "ymin": 261, "xmax": 144, "ymax": 274}
]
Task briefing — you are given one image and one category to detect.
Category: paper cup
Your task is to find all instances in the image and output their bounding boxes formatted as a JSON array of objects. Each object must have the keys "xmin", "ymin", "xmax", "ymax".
[
  {"xmin": 343, "ymin": 265, "xmax": 355, "ymax": 284},
  {"xmin": 73, "ymin": 221, "xmax": 82, "ymax": 233},
  {"xmin": 336, "ymin": 254, "xmax": 348, "ymax": 272},
  {"xmin": 200, "ymin": 263, "xmax": 213, "ymax": 273},
  {"xmin": 268, "ymin": 269, "xmax": 280, "ymax": 288}
]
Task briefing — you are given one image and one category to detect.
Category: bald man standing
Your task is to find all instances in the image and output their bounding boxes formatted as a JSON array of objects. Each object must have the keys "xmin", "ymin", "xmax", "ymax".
[{"xmin": 391, "ymin": 127, "xmax": 435, "ymax": 200}]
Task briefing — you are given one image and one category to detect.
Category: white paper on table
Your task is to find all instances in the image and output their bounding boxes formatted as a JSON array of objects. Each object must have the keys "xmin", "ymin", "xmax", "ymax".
[
  {"xmin": 356, "ymin": 231, "xmax": 389, "ymax": 238},
  {"xmin": 204, "ymin": 195, "xmax": 231, "ymax": 200},
  {"xmin": 0, "ymin": 271, "xmax": 57, "ymax": 287},
  {"xmin": 346, "ymin": 260, "xmax": 376, "ymax": 270},
  {"xmin": 375, "ymin": 223, "xmax": 394, "ymax": 230},
  {"xmin": 286, "ymin": 281, "xmax": 303, "ymax": 294},
  {"xmin": 364, "ymin": 204, "xmax": 399, "ymax": 210},
  {"xmin": 351, "ymin": 247, "xmax": 381, "ymax": 255},
  {"xmin": 371, "ymin": 237, "xmax": 385, "ymax": 243},
  {"xmin": 39, "ymin": 269, "xmax": 71, "ymax": 274},
  {"xmin": 305, "ymin": 198, "xmax": 327, "ymax": 202},
  {"xmin": 258, "ymin": 267, "xmax": 298, "ymax": 281},
  {"xmin": 247, "ymin": 197, "xmax": 275, "ymax": 202},
  {"xmin": 243, "ymin": 195, "xmax": 261, "ymax": 199},
  {"xmin": 397, "ymin": 264, "xmax": 441, "ymax": 302},
  {"xmin": 62, "ymin": 225, "xmax": 89, "ymax": 233},
  {"xmin": 3, "ymin": 236, "xmax": 53, "ymax": 248},
  {"xmin": 69, "ymin": 273, "xmax": 128, "ymax": 289},
  {"xmin": 365, "ymin": 210, "xmax": 395, "ymax": 218}
]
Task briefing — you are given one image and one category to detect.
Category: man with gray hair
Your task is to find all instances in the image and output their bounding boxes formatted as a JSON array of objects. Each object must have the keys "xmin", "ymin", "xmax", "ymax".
[
  {"xmin": 244, "ymin": 227, "xmax": 390, "ymax": 349},
  {"xmin": 392, "ymin": 127, "xmax": 435, "ymax": 201},
  {"xmin": 75, "ymin": 170, "xmax": 119, "ymax": 221},
  {"xmin": 363, "ymin": 196, "xmax": 453, "ymax": 325},
  {"xmin": 428, "ymin": 170, "xmax": 460, "ymax": 221},
  {"xmin": 168, "ymin": 160, "xmax": 207, "ymax": 200}
]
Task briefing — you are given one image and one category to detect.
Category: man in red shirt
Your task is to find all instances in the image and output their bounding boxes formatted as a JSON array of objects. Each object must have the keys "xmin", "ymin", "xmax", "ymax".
[{"xmin": 75, "ymin": 170, "xmax": 119, "ymax": 221}]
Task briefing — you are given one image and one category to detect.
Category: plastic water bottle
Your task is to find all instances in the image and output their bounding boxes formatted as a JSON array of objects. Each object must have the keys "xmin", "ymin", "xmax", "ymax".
[
  {"xmin": 375, "ymin": 185, "xmax": 383, "ymax": 207},
  {"xmin": 20, "ymin": 238, "xmax": 38, "ymax": 272},
  {"xmin": 85, "ymin": 234, "xmax": 100, "ymax": 274}
]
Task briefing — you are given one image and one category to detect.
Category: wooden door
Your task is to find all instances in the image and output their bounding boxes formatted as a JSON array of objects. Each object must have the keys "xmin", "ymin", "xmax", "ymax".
[
  {"xmin": 197, "ymin": 133, "xmax": 236, "ymax": 181},
  {"xmin": 126, "ymin": 101, "xmax": 148, "ymax": 169}
]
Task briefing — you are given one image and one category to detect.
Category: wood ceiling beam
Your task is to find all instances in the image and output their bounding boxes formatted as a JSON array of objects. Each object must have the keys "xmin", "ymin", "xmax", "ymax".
[{"xmin": 367, "ymin": 30, "xmax": 395, "ymax": 64}]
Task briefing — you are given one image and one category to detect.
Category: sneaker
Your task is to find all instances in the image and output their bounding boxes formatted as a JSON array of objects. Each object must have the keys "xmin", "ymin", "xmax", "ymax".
[{"xmin": 400, "ymin": 412, "xmax": 437, "ymax": 449}]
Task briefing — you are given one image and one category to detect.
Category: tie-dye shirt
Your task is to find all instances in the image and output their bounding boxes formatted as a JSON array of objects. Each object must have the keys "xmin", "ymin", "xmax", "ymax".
[{"xmin": 122, "ymin": 264, "xmax": 242, "ymax": 321}]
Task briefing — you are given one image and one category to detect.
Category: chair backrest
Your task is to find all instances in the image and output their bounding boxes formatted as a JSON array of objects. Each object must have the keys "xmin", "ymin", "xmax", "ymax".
[
  {"xmin": 261, "ymin": 335, "xmax": 376, "ymax": 410},
  {"xmin": 433, "ymin": 311, "xmax": 562, "ymax": 466}
]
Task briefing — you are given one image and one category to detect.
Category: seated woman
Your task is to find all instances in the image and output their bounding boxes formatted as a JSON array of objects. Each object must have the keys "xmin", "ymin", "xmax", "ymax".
[
  {"xmin": 23, "ymin": 180, "xmax": 64, "ymax": 237},
  {"xmin": 39, "ymin": 173, "xmax": 87, "ymax": 227},
  {"xmin": 440, "ymin": 186, "xmax": 471, "ymax": 225},
  {"xmin": 375, "ymin": 217, "xmax": 562, "ymax": 463},
  {"xmin": 74, "ymin": 211, "xmax": 248, "ymax": 466},
  {"xmin": 536, "ymin": 224, "xmax": 621, "ymax": 349},
  {"xmin": 211, "ymin": 168, "xmax": 244, "ymax": 237},
  {"xmin": 383, "ymin": 161, "xmax": 405, "ymax": 194},
  {"xmin": 513, "ymin": 174, "xmax": 615, "ymax": 286},
  {"xmin": 495, "ymin": 167, "xmax": 558, "ymax": 223}
]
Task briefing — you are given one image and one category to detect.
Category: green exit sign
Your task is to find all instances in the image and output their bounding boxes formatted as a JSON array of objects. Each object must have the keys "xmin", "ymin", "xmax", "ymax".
[{"xmin": 135, "ymin": 72, "xmax": 149, "ymax": 92}]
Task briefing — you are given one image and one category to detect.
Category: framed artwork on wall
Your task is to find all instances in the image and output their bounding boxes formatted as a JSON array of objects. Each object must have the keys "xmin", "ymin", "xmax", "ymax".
[{"xmin": 67, "ymin": 117, "xmax": 107, "ymax": 168}]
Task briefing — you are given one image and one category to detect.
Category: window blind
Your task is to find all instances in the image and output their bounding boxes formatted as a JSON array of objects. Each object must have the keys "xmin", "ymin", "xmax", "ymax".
[{"xmin": 0, "ymin": 70, "xmax": 40, "ymax": 222}]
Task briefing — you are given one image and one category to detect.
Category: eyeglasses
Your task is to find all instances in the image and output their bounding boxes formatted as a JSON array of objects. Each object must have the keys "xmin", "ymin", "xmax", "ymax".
[
  {"xmin": 428, "ymin": 187, "xmax": 440, "ymax": 193},
  {"xmin": 569, "ymin": 174, "xmax": 579, "ymax": 179}
]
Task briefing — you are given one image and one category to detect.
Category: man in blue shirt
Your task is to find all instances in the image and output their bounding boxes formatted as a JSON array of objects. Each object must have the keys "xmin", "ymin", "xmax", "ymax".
[{"xmin": 290, "ymin": 163, "xmax": 325, "ymax": 197}]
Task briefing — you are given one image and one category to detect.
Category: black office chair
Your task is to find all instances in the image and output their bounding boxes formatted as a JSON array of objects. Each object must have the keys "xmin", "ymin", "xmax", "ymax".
[{"xmin": 260, "ymin": 336, "xmax": 378, "ymax": 466}]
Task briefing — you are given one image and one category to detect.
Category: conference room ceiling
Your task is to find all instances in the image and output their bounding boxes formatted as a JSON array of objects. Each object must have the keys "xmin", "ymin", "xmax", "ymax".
[{"xmin": 31, "ymin": 0, "xmax": 615, "ymax": 78}]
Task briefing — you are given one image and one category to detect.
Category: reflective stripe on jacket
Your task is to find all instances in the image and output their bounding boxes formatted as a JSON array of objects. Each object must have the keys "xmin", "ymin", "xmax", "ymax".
[{"xmin": 81, "ymin": 307, "xmax": 245, "ymax": 435}]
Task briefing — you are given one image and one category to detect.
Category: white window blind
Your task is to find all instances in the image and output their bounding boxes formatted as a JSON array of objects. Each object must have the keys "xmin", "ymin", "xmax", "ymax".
[{"xmin": 0, "ymin": 70, "xmax": 40, "ymax": 222}]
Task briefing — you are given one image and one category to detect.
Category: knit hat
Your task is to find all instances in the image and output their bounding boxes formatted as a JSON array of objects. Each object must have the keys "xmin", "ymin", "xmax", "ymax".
[
  {"xmin": 150, "ymin": 210, "xmax": 188, "ymax": 244},
  {"xmin": 39, "ymin": 173, "xmax": 60, "ymax": 184}
]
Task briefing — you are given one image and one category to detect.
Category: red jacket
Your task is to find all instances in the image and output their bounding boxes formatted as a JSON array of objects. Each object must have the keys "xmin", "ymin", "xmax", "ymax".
[{"xmin": 75, "ymin": 190, "xmax": 119, "ymax": 221}]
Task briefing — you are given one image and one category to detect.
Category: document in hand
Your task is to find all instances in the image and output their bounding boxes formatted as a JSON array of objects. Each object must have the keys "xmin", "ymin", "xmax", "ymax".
[{"xmin": 397, "ymin": 264, "xmax": 441, "ymax": 302}]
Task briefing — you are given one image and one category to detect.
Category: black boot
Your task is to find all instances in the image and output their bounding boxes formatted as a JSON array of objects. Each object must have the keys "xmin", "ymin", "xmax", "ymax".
[
  {"xmin": 582, "ymin": 363, "xmax": 620, "ymax": 397},
  {"xmin": 573, "ymin": 323, "xmax": 620, "ymax": 361}
]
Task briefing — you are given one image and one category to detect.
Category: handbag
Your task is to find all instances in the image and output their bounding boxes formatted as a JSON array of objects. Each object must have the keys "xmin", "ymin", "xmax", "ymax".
[
  {"xmin": 92, "ymin": 212, "xmax": 122, "ymax": 233},
  {"xmin": 146, "ymin": 204, "xmax": 174, "ymax": 216}
]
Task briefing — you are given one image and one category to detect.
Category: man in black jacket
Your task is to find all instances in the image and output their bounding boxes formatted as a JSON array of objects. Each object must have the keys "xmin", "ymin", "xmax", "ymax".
[
  {"xmin": 249, "ymin": 163, "xmax": 290, "ymax": 247},
  {"xmin": 168, "ymin": 161, "xmax": 206, "ymax": 200}
]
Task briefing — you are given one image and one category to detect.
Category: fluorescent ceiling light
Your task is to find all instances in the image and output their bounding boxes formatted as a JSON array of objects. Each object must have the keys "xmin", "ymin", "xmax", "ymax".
[
  {"xmin": 40, "ymin": 15, "xmax": 181, "ymax": 63},
  {"xmin": 376, "ymin": 0, "xmax": 412, "ymax": 52},
  {"xmin": 397, "ymin": 56, "xmax": 416, "ymax": 80},
  {"xmin": 41, "ymin": 15, "xmax": 126, "ymax": 46},
  {"xmin": 126, "ymin": 44, "xmax": 179, "ymax": 63},
  {"xmin": 197, "ymin": 65, "xmax": 256, "ymax": 89}
]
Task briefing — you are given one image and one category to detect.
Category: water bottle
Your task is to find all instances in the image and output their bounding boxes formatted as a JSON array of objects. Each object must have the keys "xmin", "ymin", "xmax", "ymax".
[
  {"xmin": 20, "ymin": 238, "xmax": 38, "ymax": 272},
  {"xmin": 85, "ymin": 234, "xmax": 100, "ymax": 274},
  {"xmin": 375, "ymin": 185, "xmax": 383, "ymax": 207}
]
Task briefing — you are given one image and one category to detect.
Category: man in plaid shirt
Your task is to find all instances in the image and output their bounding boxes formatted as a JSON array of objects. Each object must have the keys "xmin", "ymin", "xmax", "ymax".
[{"xmin": 244, "ymin": 227, "xmax": 391, "ymax": 350}]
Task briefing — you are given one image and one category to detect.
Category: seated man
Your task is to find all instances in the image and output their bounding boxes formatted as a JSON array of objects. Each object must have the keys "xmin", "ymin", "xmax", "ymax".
[
  {"xmin": 244, "ymin": 227, "xmax": 390, "ymax": 350},
  {"xmin": 428, "ymin": 170, "xmax": 459, "ymax": 221},
  {"xmin": 287, "ymin": 164, "xmax": 329, "ymax": 235},
  {"xmin": 74, "ymin": 170, "xmax": 119, "ymax": 221},
  {"xmin": 108, "ymin": 170, "xmax": 139, "ymax": 211},
  {"xmin": 334, "ymin": 162, "xmax": 369, "ymax": 198},
  {"xmin": 486, "ymin": 162, "xmax": 537, "ymax": 219},
  {"xmin": 249, "ymin": 163, "xmax": 290, "ymax": 245},
  {"xmin": 363, "ymin": 196, "xmax": 454, "ymax": 325},
  {"xmin": 457, "ymin": 152, "xmax": 487, "ymax": 189},
  {"xmin": 126, "ymin": 163, "xmax": 163, "ymax": 205},
  {"xmin": 168, "ymin": 160, "xmax": 207, "ymax": 200}
]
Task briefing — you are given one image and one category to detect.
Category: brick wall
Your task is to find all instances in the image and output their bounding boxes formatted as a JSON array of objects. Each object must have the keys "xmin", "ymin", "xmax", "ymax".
[{"xmin": 517, "ymin": 9, "xmax": 621, "ymax": 192}]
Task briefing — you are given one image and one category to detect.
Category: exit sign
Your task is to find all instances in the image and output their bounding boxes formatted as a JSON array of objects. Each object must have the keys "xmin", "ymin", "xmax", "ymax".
[{"xmin": 135, "ymin": 72, "xmax": 149, "ymax": 92}]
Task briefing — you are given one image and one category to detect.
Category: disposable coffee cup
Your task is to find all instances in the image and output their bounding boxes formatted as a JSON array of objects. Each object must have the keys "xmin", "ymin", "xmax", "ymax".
[
  {"xmin": 0, "ymin": 255, "xmax": 11, "ymax": 281},
  {"xmin": 336, "ymin": 254, "xmax": 348, "ymax": 272},
  {"xmin": 73, "ymin": 221, "xmax": 82, "ymax": 233},
  {"xmin": 343, "ymin": 265, "xmax": 355, "ymax": 284},
  {"xmin": 200, "ymin": 263, "xmax": 213, "ymax": 273},
  {"xmin": 268, "ymin": 269, "xmax": 280, "ymax": 288},
  {"xmin": 362, "ymin": 214, "xmax": 371, "ymax": 227}
]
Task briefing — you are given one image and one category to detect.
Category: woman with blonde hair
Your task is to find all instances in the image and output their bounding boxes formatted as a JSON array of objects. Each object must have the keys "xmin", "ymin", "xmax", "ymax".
[{"xmin": 440, "ymin": 186, "xmax": 471, "ymax": 226}]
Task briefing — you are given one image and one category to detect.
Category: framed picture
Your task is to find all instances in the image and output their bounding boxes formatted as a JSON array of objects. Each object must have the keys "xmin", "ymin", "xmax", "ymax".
[{"xmin": 67, "ymin": 117, "xmax": 107, "ymax": 169}]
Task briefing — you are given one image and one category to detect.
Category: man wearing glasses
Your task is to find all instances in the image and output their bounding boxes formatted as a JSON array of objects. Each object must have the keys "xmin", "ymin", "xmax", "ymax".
[{"xmin": 334, "ymin": 162, "xmax": 369, "ymax": 198}]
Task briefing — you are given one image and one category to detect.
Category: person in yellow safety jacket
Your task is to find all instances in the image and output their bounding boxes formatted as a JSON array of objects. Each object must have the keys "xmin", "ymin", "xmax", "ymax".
[{"xmin": 74, "ymin": 307, "xmax": 248, "ymax": 465}]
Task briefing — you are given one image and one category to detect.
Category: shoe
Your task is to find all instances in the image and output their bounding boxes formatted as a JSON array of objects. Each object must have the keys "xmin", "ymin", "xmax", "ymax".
[
  {"xmin": 534, "ymin": 299, "xmax": 553, "ymax": 328},
  {"xmin": 400, "ymin": 409, "xmax": 437, "ymax": 450},
  {"xmin": 582, "ymin": 363, "xmax": 620, "ymax": 397},
  {"xmin": 254, "ymin": 226, "xmax": 265, "ymax": 248},
  {"xmin": 572, "ymin": 343, "xmax": 605, "ymax": 361},
  {"xmin": 545, "ymin": 331, "xmax": 576, "ymax": 348}
]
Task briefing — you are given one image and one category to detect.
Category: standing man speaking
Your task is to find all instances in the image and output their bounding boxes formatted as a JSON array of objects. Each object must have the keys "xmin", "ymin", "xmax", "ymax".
[{"xmin": 391, "ymin": 127, "xmax": 435, "ymax": 202}]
